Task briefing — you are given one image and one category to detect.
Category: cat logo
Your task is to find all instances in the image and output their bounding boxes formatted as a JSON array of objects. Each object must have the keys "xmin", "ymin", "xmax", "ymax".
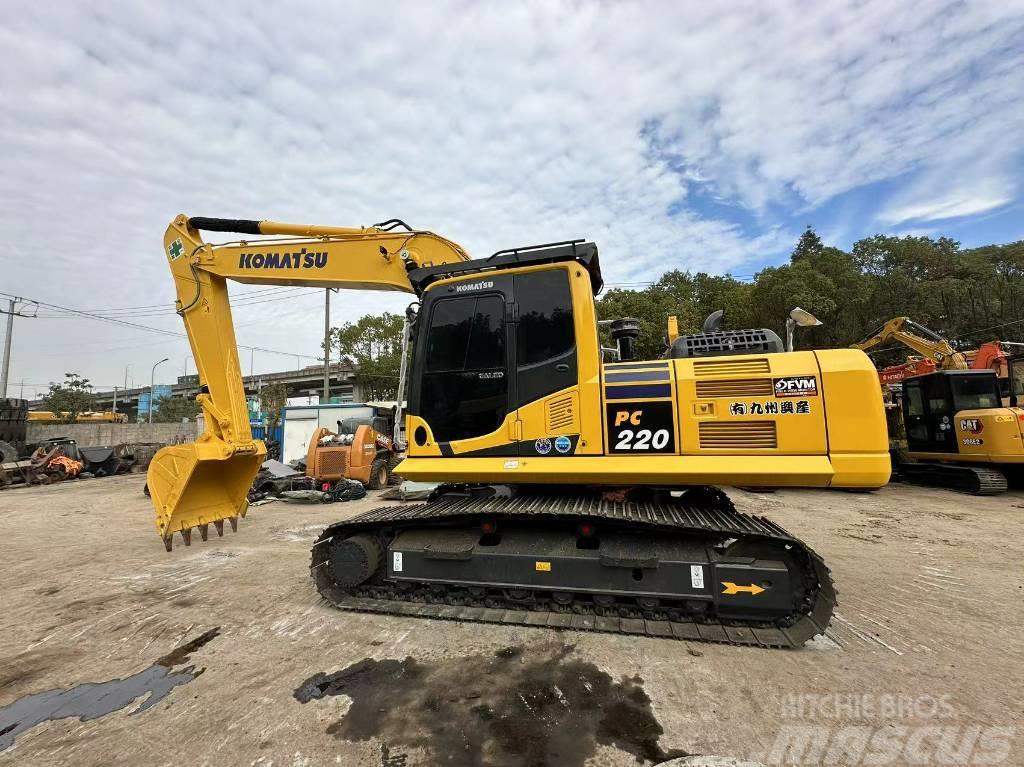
[{"xmin": 959, "ymin": 418, "xmax": 983, "ymax": 434}]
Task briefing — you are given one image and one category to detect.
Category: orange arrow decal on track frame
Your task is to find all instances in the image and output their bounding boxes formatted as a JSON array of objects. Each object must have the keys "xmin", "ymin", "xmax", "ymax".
[{"xmin": 721, "ymin": 581, "xmax": 765, "ymax": 596}]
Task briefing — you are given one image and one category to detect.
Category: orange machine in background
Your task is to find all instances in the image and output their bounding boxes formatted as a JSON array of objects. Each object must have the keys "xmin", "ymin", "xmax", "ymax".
[{"xmin": 305, "ymin": 418, "xmax": 399, "ymax": 490}]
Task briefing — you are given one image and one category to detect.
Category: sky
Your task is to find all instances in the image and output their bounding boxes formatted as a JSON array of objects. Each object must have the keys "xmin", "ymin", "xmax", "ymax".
[{"xmin": 2, "ymin": 0, "xmax": 1023, "ymax": 399}]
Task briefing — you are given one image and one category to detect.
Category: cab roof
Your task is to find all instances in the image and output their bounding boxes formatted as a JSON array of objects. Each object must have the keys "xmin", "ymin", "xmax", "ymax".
[{"xmin": 408, "ymin": 240, "xmax": 602, "ymax": 295}]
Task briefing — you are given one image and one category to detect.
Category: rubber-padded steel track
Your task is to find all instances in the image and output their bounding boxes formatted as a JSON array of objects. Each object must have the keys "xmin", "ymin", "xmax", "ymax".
[
  {"xmin": 900, "ymin": 462, "xmax": 1007, "ymax": 495},
  {"xmin": 310, "ymin": 495, "xmax": 836, "ymax": 648}
]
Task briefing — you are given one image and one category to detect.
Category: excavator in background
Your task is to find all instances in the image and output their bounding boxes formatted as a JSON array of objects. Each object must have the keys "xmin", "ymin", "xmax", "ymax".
[
  {"xmin": 852, "ymin": 316, "xmax": 970, "ymax": 380},
  {"xmin": 148, "ymin": 214, "xmax": 891, "ymax": 648},
  {"xmin": 853, "ymin": 318, "xmax": 1024, "ymax": 494},
  {"xmin": 853, "ymin": 316, "xmax": 1022, "ymax": 392}
]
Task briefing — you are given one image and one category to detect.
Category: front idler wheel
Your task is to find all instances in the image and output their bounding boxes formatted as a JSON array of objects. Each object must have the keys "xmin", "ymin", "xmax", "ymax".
[{"xmin": 329, "ymin": 534, "xmax": 383, "ymax": 587}]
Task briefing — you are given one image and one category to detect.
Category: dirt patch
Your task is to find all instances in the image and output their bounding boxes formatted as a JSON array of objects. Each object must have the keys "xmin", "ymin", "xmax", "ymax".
[{"xmin": 294, "ymin": 643, "xmax": 688, "ymax": 766}]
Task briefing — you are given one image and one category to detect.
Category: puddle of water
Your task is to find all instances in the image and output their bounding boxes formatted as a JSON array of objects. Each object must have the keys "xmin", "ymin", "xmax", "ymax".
[
  {"xmin": 0, "ymin": 627, "xmax": 220, "ymax": 752},
  {"xmin": 294, "ymin": 643, "xmax": 688, "ymax": 767}
]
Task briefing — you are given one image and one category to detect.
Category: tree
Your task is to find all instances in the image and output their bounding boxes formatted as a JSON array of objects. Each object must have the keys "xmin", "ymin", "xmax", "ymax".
[
  {"xmin": 596, "ymin": 271, "xmax": 753, "ymax": 359},
  {"xmin": 42, "ymin": 373, "xmax": 94, "ymax": 423},
  {"xmin": 260, "ymin": 383, "xmax": 288, "ymax": 429},
  {"xmin": 326, "ymin": 312, "xmax": 404, "ymax": 401},
  {"xmin": 791, "ymin": 226, "xmax": 824, "ymax": 261},
  {"xmin": 152, "ymin": 396, "xmax": 201, "ymax": 423}
]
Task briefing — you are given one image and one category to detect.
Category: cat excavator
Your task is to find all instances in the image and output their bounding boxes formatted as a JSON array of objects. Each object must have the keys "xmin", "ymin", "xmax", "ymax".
[
  {"xmin": 148, "ymin": 215, "xmax": 890, "ymax": 647},
  {"xmin": 853, "ymin": 317, "xmax": 1024, "ymax": 494}
]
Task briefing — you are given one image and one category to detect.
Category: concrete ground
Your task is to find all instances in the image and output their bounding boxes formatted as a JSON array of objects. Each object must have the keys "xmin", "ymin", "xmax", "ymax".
[{"xmin": 0, "ymin": 475, "xmax": 1022, "ymax": 767}]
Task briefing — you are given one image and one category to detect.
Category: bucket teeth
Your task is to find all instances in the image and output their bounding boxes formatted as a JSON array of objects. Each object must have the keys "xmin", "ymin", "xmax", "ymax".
[
  {"xmin": 229, "ymin": 516, "xmax": 238, "ymax": 533},
  {"xmin": 198, "ymin": 523, "xmax": 209, "ymax": 542},
  {"xmin": 214, "ymin": 520, "xmax": 224, "ymax": 537},
  {"xmin": 181, "ymin": 528, "xmax": 192, "ymax": 546},
  {"xmin": 163, "ymin": 536, "xmax": 173, "ymax": 552}
]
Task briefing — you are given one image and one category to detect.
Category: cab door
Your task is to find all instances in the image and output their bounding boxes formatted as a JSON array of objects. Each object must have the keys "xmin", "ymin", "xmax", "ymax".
[
  {"xmin": 409, "ymin": 274, "xmax": 515, "ymax": 454},
  {"xmin": 903, "ymin": 374, "xmax": 956, "ymax": 453}
]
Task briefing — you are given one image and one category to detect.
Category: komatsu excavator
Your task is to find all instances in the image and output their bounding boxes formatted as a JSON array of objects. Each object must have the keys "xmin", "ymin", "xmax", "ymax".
[{"xmin": 149, "ymin": 215, "xmax": 890, "ymax": 647}]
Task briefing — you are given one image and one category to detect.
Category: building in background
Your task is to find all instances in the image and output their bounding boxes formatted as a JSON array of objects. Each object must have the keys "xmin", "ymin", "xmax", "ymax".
[{"xmin": 136, "ymin": 385, "xmax": 172, "ymax": 422}]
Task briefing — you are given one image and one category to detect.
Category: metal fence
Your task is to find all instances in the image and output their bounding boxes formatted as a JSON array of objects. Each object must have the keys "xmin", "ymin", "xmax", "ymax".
[{"xmin": 251, "ymin": 425, "xmax": 283, "ymax": 443}]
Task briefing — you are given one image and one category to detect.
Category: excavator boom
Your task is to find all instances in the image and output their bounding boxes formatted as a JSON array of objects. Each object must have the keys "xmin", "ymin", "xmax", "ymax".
[
  {"xmin": 852, "ymin": 316, "xmax": 968, "ymax": 371},
  {"xmin": 148, "ymin": 215, "xmax": 470, "ymax": 548}
]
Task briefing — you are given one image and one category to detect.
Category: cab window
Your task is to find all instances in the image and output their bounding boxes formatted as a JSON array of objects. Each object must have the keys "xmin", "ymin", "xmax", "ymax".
[
  {"xmin": 421, "ymin": 295, "xmax": 507, "ymax": 442},
  {"xmin": 516, "ymin": 270, "xmax": 574, "ymax": 366},
  {"xmin": 1010, "ymin": 360, "xmax": 1024, "ymax": 399},
  {"xmin": 950, "ymin": 375, "xmax": 1000, "ymax": 411},
  {"xmin": 905, "ymin": 381, "xmax": 925, "ymax": 417}
]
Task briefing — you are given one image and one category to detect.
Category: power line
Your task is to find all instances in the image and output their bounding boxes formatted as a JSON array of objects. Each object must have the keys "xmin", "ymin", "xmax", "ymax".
[
  {"xmin": 33, "ymin": 287, "xmax": 316, "ymax": 319},
  {"xmin": 29, "ymin": 285, "xmax": 311, "ymax": 316},
  {"xmin": 0, "ymin": 291, "xmax": 321, "ymax": 360},
  {"xmin": 952, "ymin": 317, "xmax": 1024, "ymax": 340}
]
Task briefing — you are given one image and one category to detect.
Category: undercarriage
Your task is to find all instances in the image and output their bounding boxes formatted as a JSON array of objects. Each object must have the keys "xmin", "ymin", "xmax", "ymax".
[{"xmin": 311, "ymin": 486, "xmax": 835, "ymax": 648}]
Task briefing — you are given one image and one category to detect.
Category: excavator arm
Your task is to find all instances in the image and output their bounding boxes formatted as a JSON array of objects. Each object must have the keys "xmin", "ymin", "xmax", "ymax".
[
  {"xmin": 851, "ymin": 316, "xmax": 968, "ymax": 371},
  {"xmin": 149, "ymin": 215, "xmax": 470, "ymax": 549}
]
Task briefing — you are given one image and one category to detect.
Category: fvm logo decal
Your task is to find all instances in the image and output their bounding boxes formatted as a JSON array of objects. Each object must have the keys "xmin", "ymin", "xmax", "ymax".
[
  {"xmin": 773, "ymin": 376, "xmax": 818, "ymax": 397},
  {"xmin": 960, "ymin": 418, "xmax": 983, "ymax": 434}
]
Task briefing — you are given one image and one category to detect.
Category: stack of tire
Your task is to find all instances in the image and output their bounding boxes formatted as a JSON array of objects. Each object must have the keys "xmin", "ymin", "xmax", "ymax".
[{"xmin": 0, "ymin": 398, "xmax": 28, "ymax": 460}]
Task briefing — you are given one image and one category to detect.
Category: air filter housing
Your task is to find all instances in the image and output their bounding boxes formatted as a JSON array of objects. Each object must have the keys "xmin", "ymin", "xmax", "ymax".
[{"xmin": 667, "ymin": 328, "xmax": 784, "ymax": 359}]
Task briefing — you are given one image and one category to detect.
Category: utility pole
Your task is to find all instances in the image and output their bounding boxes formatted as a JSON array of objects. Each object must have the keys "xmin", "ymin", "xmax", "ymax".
[
  {"xmin": 149, "ymin": 358, "xmax": 169, "ymax": 424},
  {"xmin": 112, "ymin": 386, "xmax": 119, "ymax": 414},
  {"xmin": 1, "ymin": 299, "xmax": 13, "ymax": 397},
  {"xmin": 1, "ymin": 298, "xmax": 37, "ymax": 399},
  {"xmin": 323, "ymin": 289, "xmax": 332, "ymax": 403}
]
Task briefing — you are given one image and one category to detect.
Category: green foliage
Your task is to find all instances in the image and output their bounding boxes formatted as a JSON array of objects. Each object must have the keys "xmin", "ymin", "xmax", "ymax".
[
  {"xmin": 326, "ymin": 312, "xmax": 404, "ymax": 401},
  {"xmin": 597, "ymin": 229, "xmax": 1024, "ymax": 364},
  {"xmin": 42, "ymin": 373, "xmax": 94, "ymax": 423},
  {"xmin": 791, "ymin": 226, "xmax": 824, "ymax": 261},
  {"xmin": 597, "ymin": 271, "xmax": 755, "ymax": 358},
  {"xmin": 260, "ymin": 383, "xmax": 288, "ymax": 428},
  {"xmin": 152, "ymin": 396, "xmax": 201, "ymax": 423}
]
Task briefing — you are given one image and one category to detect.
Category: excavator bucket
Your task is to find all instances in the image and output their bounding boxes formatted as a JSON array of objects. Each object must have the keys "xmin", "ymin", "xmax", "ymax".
[{"xmin": 147, "ymin": 440, "xmax": 266, "ymax": 550}]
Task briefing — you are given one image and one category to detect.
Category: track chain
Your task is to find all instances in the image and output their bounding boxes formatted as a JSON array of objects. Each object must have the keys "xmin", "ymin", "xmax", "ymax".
[
  {"xmin": 901, "ymin": 462, "xmax": 1007, "ymax": 495},
  {"xmin": 310, "ymin": 494, "xmax": 836, "ymax": 649}
]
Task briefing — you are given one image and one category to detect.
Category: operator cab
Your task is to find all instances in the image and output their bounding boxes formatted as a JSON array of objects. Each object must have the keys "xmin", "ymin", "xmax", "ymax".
[
  {"xmin": 405, "ymin": 242, "xmax": 601, "ymax": 455},
  {"xmin": 902, "ymin": 370, "xmax": 1002, "ymax": 454}
]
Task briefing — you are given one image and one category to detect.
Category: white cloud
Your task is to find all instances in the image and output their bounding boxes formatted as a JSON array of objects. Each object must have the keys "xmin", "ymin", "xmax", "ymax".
[
  {"xmin": 0, "ymin": 0, "xmax": 1022, "ymax": 393},
  {"xmin": 880, "ymin": 187, "xmax": 1013, "ymax": 226}
]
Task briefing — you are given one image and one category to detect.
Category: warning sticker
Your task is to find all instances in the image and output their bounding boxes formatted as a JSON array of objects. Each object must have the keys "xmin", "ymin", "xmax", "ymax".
[
  {"xmin": 535, "ymin": 561, "xmax": 552, "ymax": 572},
  {"xmin": 393, "ymin": 552, "xmax": 403, "ymax": 572},
  {"xmin": 690, "ymin": 564, "xmax": 704, "ymax": 589}
]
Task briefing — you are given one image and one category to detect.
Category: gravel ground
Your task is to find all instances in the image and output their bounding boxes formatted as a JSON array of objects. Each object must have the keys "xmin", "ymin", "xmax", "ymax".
[{"xmin": 0, "ymin": 475, "xmax": 1021, "ymax": 766}]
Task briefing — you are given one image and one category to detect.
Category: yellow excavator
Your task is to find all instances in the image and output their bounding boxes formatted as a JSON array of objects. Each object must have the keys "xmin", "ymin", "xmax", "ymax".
[
  {"xmin": 148, "ymin": 215, "xmax": 890, "ymax": 647},
  {"xmin": 853, "ymin": 318, "xmax": 1024, "ymax": 494}
]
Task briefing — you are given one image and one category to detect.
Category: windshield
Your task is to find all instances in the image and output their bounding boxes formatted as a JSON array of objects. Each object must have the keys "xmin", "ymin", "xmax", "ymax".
[
  {"xmin": 950, "ymin": 374, "xmax": 1001, "ymax": 411},
  {"xmin": 338, "ymin": 417, "xmax": 373, "ymax": 435},
  {"xmin": 1011, "ymin": 358, "xmax": 1024, "ymax": 401}
]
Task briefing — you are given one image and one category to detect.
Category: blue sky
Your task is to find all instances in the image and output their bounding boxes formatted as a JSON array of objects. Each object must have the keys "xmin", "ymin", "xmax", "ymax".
[{"xmin": 1, "ymin": 0, "xmax": 1023, "ymax": 396}]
